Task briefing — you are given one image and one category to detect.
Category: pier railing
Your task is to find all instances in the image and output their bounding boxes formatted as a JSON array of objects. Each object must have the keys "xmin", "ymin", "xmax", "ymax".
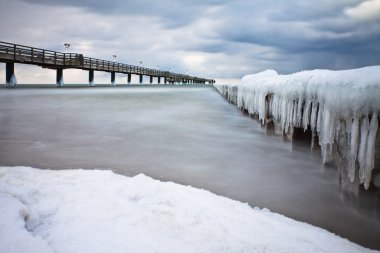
[{"xmin": 0, "ymin": 41, "xmax": 82, "ymax": 67}]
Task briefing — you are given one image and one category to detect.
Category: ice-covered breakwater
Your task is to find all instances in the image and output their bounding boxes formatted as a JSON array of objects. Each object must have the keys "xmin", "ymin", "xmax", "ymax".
[{"xmin": 215, "ymin": 66, "xmax": 380, "ymax": 193}]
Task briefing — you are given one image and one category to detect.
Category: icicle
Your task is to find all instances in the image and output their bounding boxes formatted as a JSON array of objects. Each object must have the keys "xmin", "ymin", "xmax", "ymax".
[
  {"xmin": 358, "ymin": 116, "xmax": 369, "ymax": 184},
  {"xmin": 363, "ymin": 113, "xmax": 378, "ymax": 189},
  {"xmin": 320, "ymin": 107, "xmax": 335, "ymax": 147},
  {"xmin": 321, "ymin": 143, "xmax": 334, "ymax": 164},
  {"xmin": 296, "ymin": 98, "xmax": 303, "ymax": 127},
  {"xmin": 292, "ymin": 100, "xmax": 298, "ymax": 128},
  {"xmin": 310, "ymin": 101, "xmax": 318, "ymax": 133},
  {"xmin": 302, "ymin": 99, "xmax": 311, "ymax": 131},
  {"xmin": 348, "ymin": 117, "xmax": 359, "ymax": 182},
  {"xmin": 345, "ymin": 118, "xmax": 352, "ymax": 136},
  {"xmin": 258, "ymin": 93, "xmax": 266, "ymax": 123},
  {"xmin": 316, "ymin": 102, "xmax": 323, "ymax": 136},
  {"xmin": 286, "ymin": 100, "xmax": 293, "ymax": 134},
  {"xmin": 281, "ymin": 98, "xmax": 287, "ymax": 133}
]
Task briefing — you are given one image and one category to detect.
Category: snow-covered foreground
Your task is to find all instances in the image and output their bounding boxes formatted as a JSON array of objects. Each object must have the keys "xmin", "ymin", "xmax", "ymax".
[
  {"xmin": 0, "ymin": 167, "xmax": 376, "ymax": 253},
  {"xmin": 215, "ymin": 66, "xmax": 380, "ymax": 190}
]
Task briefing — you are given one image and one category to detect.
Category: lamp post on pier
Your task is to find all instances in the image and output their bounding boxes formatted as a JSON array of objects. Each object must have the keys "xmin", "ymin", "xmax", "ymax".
[
  {"xmin": 157, "ymin": 65, "xmax": 161, "ymax": 84},
  {"xmin": 64, "ymin": 43, "xmax": 70, "ymax": 51},
  {"xmin": 139, "ymin": 61, "xmax": 143, "ymax": 84},
  {"xmin": 57, "ymin": 42, "xmax": 70, "ymax": 87}
]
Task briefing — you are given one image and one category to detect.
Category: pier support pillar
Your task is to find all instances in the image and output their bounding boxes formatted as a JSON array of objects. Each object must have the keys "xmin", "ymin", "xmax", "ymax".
[
  {"xmin": 150, "ymin": 76, "xmax": 153, "ymax": 84},
  {"xmin": 158, "ymin": 77, "xmax": 161, "ymax": 84},
  {"xmin": 164, "ymin": 77, "xmax": 167, "ymax": 84},
  {"xmin": 111, "ymin": 71, "xmax": 116, "ymax": 86},
  {"xmin": 89, "ymin": 69, "xmax": 95, "ymax": 86},
  {"xmin": 5, "ymin": 62, "xmax": 16, "ymax": 88},
  {"xmin": 127, "ymin": 73, "xmax": 131, "ymax": 84},
  {"xmin": 139, "ymin": 75, "xmax": 143, "ymax": 84},
  {"xmin": 56, "ymin": 69, "xmax": 63, "ymax": 87}
]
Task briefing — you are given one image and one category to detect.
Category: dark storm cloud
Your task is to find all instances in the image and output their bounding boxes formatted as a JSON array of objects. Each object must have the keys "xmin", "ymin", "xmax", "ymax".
[
  {"xmin": 0, "ymin": 0, "xmax": 379, "ymax": 81},
  {"xmin": 18, "ymin": 0, "xmax": 228, "ymax": 28},
  {"xmin": 212, "ymin": 0, "xmax": 380, "ymax": 72}
]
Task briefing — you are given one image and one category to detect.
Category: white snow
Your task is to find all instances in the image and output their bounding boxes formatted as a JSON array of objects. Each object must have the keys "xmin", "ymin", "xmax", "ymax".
[
  {"xmin": 0, "ymin": 166, "xmax": 376, "ymax": 253},
  {"xmin": 215, "ymin": 66, "xmax": 380, "ymax": 189}
]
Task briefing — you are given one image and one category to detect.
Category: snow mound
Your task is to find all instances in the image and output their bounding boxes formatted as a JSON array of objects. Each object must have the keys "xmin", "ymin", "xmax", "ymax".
[
  {"xmin": 215, "ymin": 66, "xmax": 380, "ymax": 189},
  {"xmin": 0, "ymin": 166, "xmax": 375, "ymax": 253}
]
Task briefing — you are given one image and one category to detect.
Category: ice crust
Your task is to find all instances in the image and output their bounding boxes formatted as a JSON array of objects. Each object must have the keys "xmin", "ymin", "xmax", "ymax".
[
  {"xmin": 215, "ymin": 66, "xmax": 380, "ymax": 189},
  {"xmin": 6, "ymin": 74, "xmax": 17, "ymax": 88},
  {"xmin": 0, "ymin": 166, "xmax": 375, "ymax": 253},
  {"xmin": 56, "ymin": 75, "xmax": 64, "ymax": 87}
]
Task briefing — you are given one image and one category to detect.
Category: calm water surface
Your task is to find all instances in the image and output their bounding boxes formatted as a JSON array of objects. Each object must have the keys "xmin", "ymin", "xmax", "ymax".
[{"xmin": 0, "ymin": 86, "xmax": 379, "ymax": 249}]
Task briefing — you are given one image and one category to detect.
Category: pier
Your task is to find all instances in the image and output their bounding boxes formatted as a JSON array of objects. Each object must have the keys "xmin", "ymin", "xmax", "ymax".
[{"xmin": 0, "ymin": 41, "xmax": 215, "ymax": 87}]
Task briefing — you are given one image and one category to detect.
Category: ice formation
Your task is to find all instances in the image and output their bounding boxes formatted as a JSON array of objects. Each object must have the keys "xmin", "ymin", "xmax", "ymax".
[
  {"xmin": 6, "ymin": 74, "xmax": 17, "ymax": 88},
  {"xmin": 0, "ymin": 166, "xmax": 375, "ymax": 253},
  {"xmin": 56, "ymin": 76, "xmax": 64, "ymax": 87},
  {"xmin": 215, "ymin": 66, "xmax": 380, "ymax": 190},
  {"xmin": 89, "ymin": 80, "xmax": 95, "ymax": 86}
]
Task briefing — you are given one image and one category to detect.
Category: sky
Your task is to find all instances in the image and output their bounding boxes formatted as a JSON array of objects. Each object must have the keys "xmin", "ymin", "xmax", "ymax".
[{"xmin": 0, "ymin": 0, "xmax": 380, "ymax": 84}]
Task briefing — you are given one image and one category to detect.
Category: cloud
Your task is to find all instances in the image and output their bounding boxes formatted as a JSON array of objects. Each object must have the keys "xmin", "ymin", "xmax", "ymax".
[
  {"xmin": 214, "ymin": 0, "xmax": 380, "ymax": 72},
  {"xmin": 0, "ymin": 0, "xmax": 379, "ymax": 83},
  {"xmin": 344, "ymin": 0, "xmax": 380, "ymax": 21},
  {"xmin": 17, "ymin": 0, "xmax": 229, "ymax": 29}
]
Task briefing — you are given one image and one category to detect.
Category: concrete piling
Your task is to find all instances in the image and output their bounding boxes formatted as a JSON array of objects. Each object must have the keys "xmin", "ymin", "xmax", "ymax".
[
  {"xmin": 89, "ymin": 69, "xmax": 95, "ymax": 86},
  {"xmin": 56, "ymin": 69, "xmax": 63, "ymax": 87},
  {"xmin": 111, "ymin": 71, "xmax": 116, "ymax": 86},
  {"xmin": 5, "ymin": 62, "xmax": 16, "ymax": 88}
]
